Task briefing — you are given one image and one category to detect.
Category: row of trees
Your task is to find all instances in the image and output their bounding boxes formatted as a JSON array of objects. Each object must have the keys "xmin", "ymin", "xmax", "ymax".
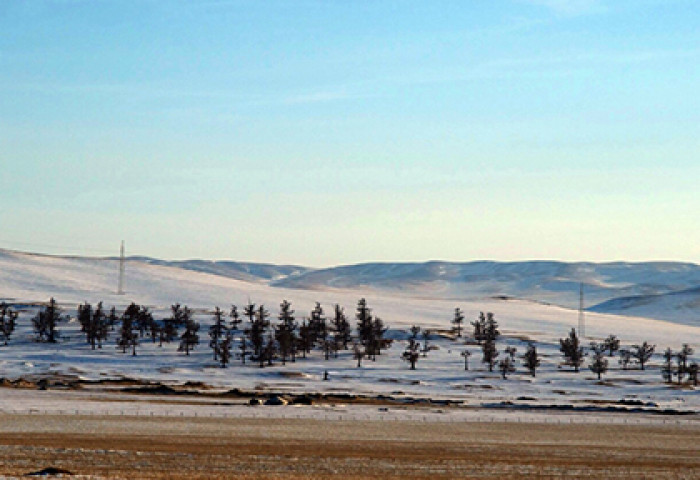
[
  {"xmin": 409, "ymin": 312, "xmax": 539, "ymax": 379},
  {"xmin": 202, "ymin": 298, "xmax": 389, "ymax": 368},
  {"xmin": 2, "ymin": 300, "xmax": 697, "ymax": 385},
  {"xmin": 20, "ymin": 298, "xmax": 390, "ymax": 369},
  {"xmin": 451, "ymin": 311, "xmax": 697, "ymax": 384}
]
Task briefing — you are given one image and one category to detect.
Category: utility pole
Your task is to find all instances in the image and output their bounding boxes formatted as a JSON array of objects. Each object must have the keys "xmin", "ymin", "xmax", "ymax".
[
  {"xmin": 578, "ymin": 282, "xmax": 585, "ymax": 338},
  {"xmin": 117, "ymin": 241, "xmax": 125, "ymax": 295}
]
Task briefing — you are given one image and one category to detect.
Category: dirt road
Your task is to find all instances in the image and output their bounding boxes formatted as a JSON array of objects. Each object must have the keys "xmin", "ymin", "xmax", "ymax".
[{"xmin": 0, "ymin": 414, "xmax": 698, "ymax": 479}]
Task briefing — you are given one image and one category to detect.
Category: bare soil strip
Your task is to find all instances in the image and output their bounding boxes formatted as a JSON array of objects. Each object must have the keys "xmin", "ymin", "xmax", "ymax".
[{"xmin": 0, "ymin": 414, "xmax": 698, "ymax": 479}]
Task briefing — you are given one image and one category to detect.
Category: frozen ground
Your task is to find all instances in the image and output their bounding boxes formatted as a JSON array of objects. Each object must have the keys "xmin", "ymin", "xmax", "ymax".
[
  {"xmin": 1, "ymin": 411, "xmax": 697, "ymax": 479},
  {"xmin": 0, "ymin": 388, "xmax": 697, "ymax": 427}
]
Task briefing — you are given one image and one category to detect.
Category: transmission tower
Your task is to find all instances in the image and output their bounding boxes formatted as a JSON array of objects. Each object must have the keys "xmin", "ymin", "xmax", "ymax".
[
  {"xmin": 578, "ymin": 282, "xmax": 585, "ymax": 338},
  {"xmin": 117, "ymin": 241, "xmax": 126, "ymax": 295}
]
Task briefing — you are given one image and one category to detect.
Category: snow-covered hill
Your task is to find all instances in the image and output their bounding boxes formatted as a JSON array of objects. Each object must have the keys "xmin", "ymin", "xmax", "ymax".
[
  {"xmin": 2, "ymin": 248, "xmax": 700, "ymax": 327},
  {"xmin": 132, "ymin": 257, "xmax": 310, "ymax": 283},
  {"xmin": 271, "ymin": 260, "xmax": 700, "ymax": 312},
  {"xmin": 590, "ymin": 286, "xmax": 700, "ymax": 326},
  {"xmin": 103, "ymin": 254, "xmax": 700, "ymax": 322},
  {"xmin": 0, "ymin": 248, "xmax": 697, "ymax": 344},
  {"xmin": 0, "ymin": 248, "xmax": 697, "ymax": 409}
]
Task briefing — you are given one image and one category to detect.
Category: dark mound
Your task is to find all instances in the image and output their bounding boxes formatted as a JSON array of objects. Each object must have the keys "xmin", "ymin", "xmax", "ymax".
[{"xmin": 26, "ymin": 466, "xmax": 74, "ymax": 476}]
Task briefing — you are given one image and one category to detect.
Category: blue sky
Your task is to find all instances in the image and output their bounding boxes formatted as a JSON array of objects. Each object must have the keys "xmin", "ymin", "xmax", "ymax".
[{"xmin": 1, "ymin": 0, "xmax": 698, "ymax": 266}]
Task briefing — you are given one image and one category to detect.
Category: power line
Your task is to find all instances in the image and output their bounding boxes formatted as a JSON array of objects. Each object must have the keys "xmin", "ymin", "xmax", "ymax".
[{"xmin": 578, "ymin": 283, "xmax": 585, "ymax": 338}]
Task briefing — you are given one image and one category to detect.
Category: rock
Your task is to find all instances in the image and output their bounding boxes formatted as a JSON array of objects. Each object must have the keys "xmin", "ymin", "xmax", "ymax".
[
  {"xmin": 26, "ymin": 466, "xmax": 74, "ymax": 476},
  {"xmin": 122, "ymin": 385, "xmax": 180, "ymax": 395},
  {"xmin": 13, "ymin": 378, "xmax": 36, "ymax": 389},
  {"xmin": 290, "ymin": 394, "xmax": 314, "ymax": 405},
  {"xmin": 264, "ymin": 395, "xmax": 289, "ymax": 406}
]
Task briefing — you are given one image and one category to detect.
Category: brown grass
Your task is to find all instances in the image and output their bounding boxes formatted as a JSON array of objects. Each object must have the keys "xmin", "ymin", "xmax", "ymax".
[{"xmin": 0, "ymin": 414, "xmax": 698, "ymax": 479}]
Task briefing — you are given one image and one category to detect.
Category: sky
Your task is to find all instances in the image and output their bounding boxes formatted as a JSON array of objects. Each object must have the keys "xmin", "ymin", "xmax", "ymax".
[{"xmin": 1, "ymin": 0, "xmax": 698, "ymax": 266}]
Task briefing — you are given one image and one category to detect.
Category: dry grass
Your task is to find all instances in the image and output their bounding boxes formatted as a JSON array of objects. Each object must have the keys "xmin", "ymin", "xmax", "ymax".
[{"xmin": 0, "ymin": 414, "xmax": 698, "ymax": 479}]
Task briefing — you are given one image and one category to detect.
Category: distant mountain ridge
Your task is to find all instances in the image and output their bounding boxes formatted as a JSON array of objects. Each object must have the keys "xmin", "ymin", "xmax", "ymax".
[
  {"xmin": 139, "ymin": 256, "xmax": 700, "ymax": 323},
  {"xmin": 1, "ymin": 249, "xmax": 699, "ymax": 324},
  {"xmin": 270, "ymin": 259, "xmax": 700, "ymax": 305},
  {"xmin": 128, "ymin": 257, "xmax": 311, "ymax": 283}
]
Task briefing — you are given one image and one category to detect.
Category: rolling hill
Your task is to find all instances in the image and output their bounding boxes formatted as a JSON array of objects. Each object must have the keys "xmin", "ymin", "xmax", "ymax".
[{"xmin": 1, "ymin": 248, "xmax": 699, "ymax": 326}]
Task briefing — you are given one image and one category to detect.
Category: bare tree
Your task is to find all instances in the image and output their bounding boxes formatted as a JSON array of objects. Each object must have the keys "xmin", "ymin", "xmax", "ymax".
[
  {"xmin": 209, "ymin": 307, "xmax": 227, "ymax": 360},
  {"xmin": 238, "ymin": 335, "xmax": 249, "ymax": 365},
  {"xmin": 484, "ymin": 313, "xmax": 500, "ymax": 342},
  {"xmin": 168, "ymin": 303, "xmax": 187, "ymax": 328},
  {"xmin": 78, "ymin": 302, "xmax": 108, "ymax": 349},
  {"xmin": 353, "ymin": 342, "xmax": 365, "ymax": 368},
  {"xmin": 661, "ymin": 347, "xmax": 674, "ymax": 383},
  {"xmin": 602, "ymin": 335, "xmax": 620, "ymax": 356},
  {"xmin": 309, "ymin": 302, "xmax": 326, "ymax": 347},
  {"xmin": 420, "ymin": 329, "xmax": 430, "ymax": 357},
  {"xmin": 217, "ymin": 331, "xmax": 233, "ymax": 368},
  {"xmin": 498, "ymin": 356, "xmax": 515, "ymax": 379},
  {"xmin": 370, "ymin": 316, "xmax": 388, "ymax": 359},
  {"xmin": 356, "ymin": 298, "xmax": 373, "ymax": 353},
  {"xmin": 618, "ymin": 348, "xmax": 632, "ymax": 370},
  {"xmin": 93, "ymin": 302, "xmax": 109, "ymax": 348},
  {"xmin": 117, "ymin": 303, "xmax": 139, "ymax": 355},
  {"xmin": 245, "ymin": 303, "xmax": 269, "ymax": 366},
  {"xmin": 559, "ymin": 328, "xmax": 585, "ymax": 372},
  {"xmin": 676, "ymin": 344, "xmax": 694, "ymax": 383},
  {"xmin": 107, "ymin": 306, "xmax": 118, "ymax": 331},
  {"xmin": 32, "ymin": 298, "xmax": 64, "ymax": 343},
  {"xmin": 452, "ymin": 307, "xmax": 464, "ymax": 338},
  {"xmin": 522, "ymin": 343, "xmax": 540, "ymax": 377},
  {"xmin": 688, "ymin": 362, "xmax": 698, "ymax": 387},
  {"xmin": 589, "ymin": 349, "xmax": 609, "ymax": 380},
  {"xmin": 297, "ymin": 318, "xmax": 312, "ymax": 359},
  {"xmin": 402, "ymin": 337, "xmax": 420, "ymax": 370},
  {"xmin": 263, "ymin": 334, "xmax": 276, "ymax": 366},
  {"xmin": 677, "ymin": 344, "xmax": 694, "ymax": 371},
  {"xmin": 316, "ymin": 314, "xmax": 333, "ymax": 361},
  {"xmin": 471, "ymin": 312, "xmax": 486, "ymax": 344},
  {"xmin": 135, "ymin": 306, "xmax": 154, "ymax": 339},
  {"xmin": 77, "ymin": 302, "xmax": 93, "ymax": 344},
  {"xmin": 461, "ymin": 350, "xmax": 471, "ymax": 371},
  {"xmin": 631, "ymin": 341, "xmax": 655, "ymax": 371},
  {"xmin": 0, "ymin": 302, "xmax": 18, "ymax": 346},
  {"xmin": 481, "ymin": 339, "xmax": 498, "ymax": 372},
  {"xmin": 147, "ymin": 314, "xmax": 160, "ymax": 344},
  {"xmin": 159, "ymin": 319, "xmax": 178, "ymax": 346},
  {"xmin": 332, "ymin": 304, "xmax": 351, "ymax": 352},
  {"xmin": 178, "ymin": 308, "xmax": 199, "ymax": 356},
  {"xmin": 275, "ymin": 300, "xmax": 297, "ymax": 365},
  {"xmin": 229, "ymin": 305, "xmax": 242, "ymax": 331}
]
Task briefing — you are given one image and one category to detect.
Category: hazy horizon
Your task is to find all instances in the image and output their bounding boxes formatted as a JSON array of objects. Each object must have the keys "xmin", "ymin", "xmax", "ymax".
[{"xmin": 2, "ymin": 245, "xmax": 700, "ymax": 270}]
